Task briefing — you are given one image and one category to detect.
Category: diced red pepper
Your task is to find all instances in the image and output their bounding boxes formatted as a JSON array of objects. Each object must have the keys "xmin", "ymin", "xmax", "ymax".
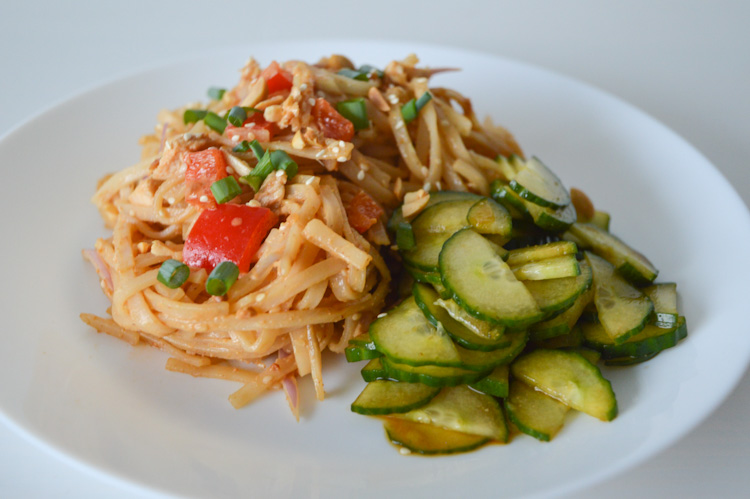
[
  {"xmin": 261, "ymin": 61, "xmax": 293, "ymax": 95},
  {"xmin": 312, "ymin": 98, "xmax": 355, "ymax": 142},
  {"xmin": 183, "ymin": 204, "xmax": 278, "ymax": 273},
  {"xmin": 346, "ymin": 190, "xmax": 384, "ymax": 234},
  {"xmin": 224, "ymin": 113, "xmax": 277, "ymax": 143},
  {"xmin": 184, "ymin": 148, "xmax": 227, "ymax": 208}
]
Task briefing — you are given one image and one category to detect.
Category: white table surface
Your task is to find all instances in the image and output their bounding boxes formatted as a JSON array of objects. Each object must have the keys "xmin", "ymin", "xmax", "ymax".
[{"xmin": 1, "ymin": 1, "xmax": 749, "ymax": 497}]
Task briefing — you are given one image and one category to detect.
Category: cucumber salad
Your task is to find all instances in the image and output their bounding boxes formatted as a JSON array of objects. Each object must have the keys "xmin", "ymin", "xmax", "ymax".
[{"xmin": 346, "ymin": 155, "xmax": 687, "ymax": 454}]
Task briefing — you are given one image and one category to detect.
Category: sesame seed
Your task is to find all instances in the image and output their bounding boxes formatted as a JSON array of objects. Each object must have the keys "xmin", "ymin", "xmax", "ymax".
[
  {"xmin": 256, "ymin": 293, "xmax": 266, "ymax": 302},
  {"xmin": 352, "ymin": 313, "xmax": 361, "ymax": 321},
  {"xmin": 262, "ymin": 376, "xmax": 272, "ymax": 384},
  {"xmin": 167, "ymin": 197, "xmax": 175, "ymax": 204},
  {"xmin": 315, "ymin": 149, "xmax": 326, "ymax": 158},
  {"xmin": 399, "ymin": 447, "xmax": 411, "ymax": 456},
  {"xmin": 423, "ymin": 182, "xmax": 431, "ymax": 192},
  {"xmin": 436, "ymin": 181, "xmax": 442, "ymax": 190},
  {"xmin": 231, "ymin": 135, "xmax": 240, "ymax": 142},
  {"xmin": 231, "ymin": 217, "xmax": 242, "ymax": 226},
  {"xmin": 299, "ymin": 83, "xmax": 308, "ymax": 91},
  {"xmin": 247, "ymin": 199, "xmax": 261, "ymax": 207},
  {"xmin": 377, "ymin": 312, "xmax": 387, "ymax": 318},
  {"xmin": 337, "ymin": 156, "xmax": 347, "ymax": 162},
  {"xmin": 226, "ymin": 166, "xmax": 234, "ymax": 174},
  {"xmin": 357, "ymin": 170, "xmax": 365, "ymax": 181},
  {"xmin": 308, "ymin": 98, "xmax": 316, "ymax": 106},
  {"xmin": 275, "ymin": 169, "xmax": 284, "ymax": 177},
  {"xmin": 305, "ymin": 177, "xmax": 315, "ymax": 185},
  {"xmin": 338, "ymin": 140, "xmax": 346, "ymax": 148},
  {"xmin": 395, "ymin": 120, "xmax": 404, "ymax": 130},
  {"xmin": 420, "ymin": 166, "xmax": 429, "ymax": 177},
  {"xmin": 199, "ymin": 195, "xmax": 209, "ymax": 203},
  {"xmin": 332, "ymin": 146, "xmax": 340, "ymax": 153},
  {"xmin": 387, "ymin": 94, "xmax": 399, "ymax": 104}
]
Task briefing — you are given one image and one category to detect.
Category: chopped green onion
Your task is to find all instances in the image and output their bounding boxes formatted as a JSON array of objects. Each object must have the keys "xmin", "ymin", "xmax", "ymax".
[
  {"xmin": 206, "ymin": 261, "xmax": 239, "ymax": 296},
  {"xmin": 183, "ymin": 109, "xmax": 208, "ymax": 124},
  {"xmin": 270, "ymin": 150, "xmax": 298, "ymax": 179},
  {"xmin": 227, "ymin": 106, "xmax": 247, "ymax": 127},
  {"xmin": 210, "ymin": 176, "xmax": 242, "ymax": 204},
  {"xmin": 207, "ymin": 86, "xmax": 226, "ymax": 100},
  {"xmin": 243, "ymin": 106, "xmax": 262, "ymax": 114},
  {"xmin": 401, "ymin": 99, "xmax": 418, "ymax": 123},
  {"xmin": 248, "ymin": 139, "xmax": 265, "ymax": 160},
  {"xmin": 157, "ymin": 259, "xmax": 190, "ymax": 289},
  {"xmin": 396, "ymin": 222, "xmax": 416, "ymax": 251},
  {"xmin": 337, "ymin": 68, "xmax": 368, "ymax": 81},
  {"xmin": 401, "ymin": 91, "xmax": 433, "ymax": 124},
  {"xmin": 336, "ymin": 98, "xmax": 369, "ymax": 130},
  {"xmin": 233, "ymin": 140, "xmax": 251, "ymax": 153},
  {"xmin": 243, "ymin": 151, "xmax": 274, "ymax": 191},
  {"xmin": 359, "ymin": 64, "xmax": 384, "ymax": 79},
  {"xmin": 415, "ymin": 91, "xmax": 432, "ymax": 111},
  {"xmin": 204, "ymin": 111, "xmax": 227, "ymax": 134}
]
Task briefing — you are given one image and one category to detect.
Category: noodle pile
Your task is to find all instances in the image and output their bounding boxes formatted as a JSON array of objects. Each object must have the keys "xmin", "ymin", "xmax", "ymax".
[{"xmin": 81, "ymin": 53, "xmax": 524, "ymax": 419}]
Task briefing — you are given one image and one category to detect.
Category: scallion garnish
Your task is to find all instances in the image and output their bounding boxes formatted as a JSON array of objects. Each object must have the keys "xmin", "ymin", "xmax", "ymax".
[
  {"xmin": 244, "ymin": 153, "xmax": 274, "ymax": 191},
  {"xmin": 337, "ymin": 68, "xmax": 369, "ymax": 81},
  {"xmin": 248, "ymin": 139, "xmax": 265, "ymax": 160},
  {"xmin": 401, "ymin": 91, "xmax": 433, "ymax": 124},
  {"xmin": 359, "ymin": 64, "xmax": 384, "ymax": 79},
  {"xmin": 227, "ymin": 106, "xmax": 247, "ymax": 127},
  {"xmin": 210, "ymin": 176, "xmax": 242, "ymax": 204},
  {"xmin": 396, "ymin": 222, "xmax": 417, "ymax": 251},
  {"xmin": 270, "ymin": 150, "xmax": 298, "ymax": 179},
  {"xmin": 233, "ymin": 140, "xmax": 251, "ymax": 153},
  {"xmin": 336, "ymin": 98, "xmax": 369, "ymax": 130},
  {"xmin": 203, "ymin": 111, "xmax": 227, "ymax": 134},
  {"xmin": 206, "ymin": 261, "xmax": 239, "ymax": 296},
  {"xmin": 207, "ymin": 86, "xmax": 226, "ymax": 100},
  {"xmin": 157, "ymin": 259, "xmax": 190, "ymax": 289},
  {"xmin": 183, "ymin": 109, "xmax": 208, "ymax": 125}
]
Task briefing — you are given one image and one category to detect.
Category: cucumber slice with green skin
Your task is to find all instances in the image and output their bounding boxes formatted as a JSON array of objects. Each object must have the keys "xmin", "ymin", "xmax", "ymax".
[
  {"xmin": 525, "ymin": 259, "xmax": 592, "ymax": 317},
  {"xmin": 581, "ymin": 316, "xmax": 687, "ymax": 360},
  {"xmin": 495, "ymin": 155, "xmax": 523, "ymax": 180},
  {"xmin": 467, "ymin": 197, "xmax": 512, "ymax": 236},
  {"xmin": 531, "ymin": 325, "xmax": 585, "ymax": 349},
  {"xmin": 568, "ymin": 223, "xmax": 658, "ymax": 286},
  {"xmin": 404, "ymin": 263, "xmax": 442, "ymax": 285},
  {"xmin": 529, "ymin": 287, "xmax": 593, "ymax": 341},
  {"xmin": 383, "ymin": 417, "xmax": 490, "ymax": 455},
  {"xmin": 505, "ymin": 378, "xmax": 569, "ymax": 442},
  {"xmin": 433, "ymin": 297, "xmax": 505, "ymax": 340},
  {"xmin": 585, "ymin": 252, "xmax": 654, "ymax": 345},
  {"xmin": 401, "ymin": 385, "xmax": 508, "ymax": 441},
  {"xmin": 526, "ymin": 201, "xmax": 577, "ymax": 232},
  {"xmin": 511, "ymin": 254, "xmax": 581, "ymax": 281},
  {"xmin": 431, "ymin": 280, "xmax": 453, "ymax": 299},
  {"xmin": 351, "ymin": 380, "xmax": 441, "ymax": 416},
  {"xmin": 402, "ymin": 199, "xmax": 478, "ymax": 272},
  {"xmin": 348, "ymin": 333, "xmax": 376, "ymax": 348},
  {"xmin": 642, "ymin": 282, "xmax": 679, "ymax": 327},
  {"xmin": 345, "ymin": 344, "xmax": 382, "ymax": 362},
  {"xmin": 387, "ymin": 190, "xmax": 482, "ymax": 233},
  {"xmin": 361, "ymin": 358, "xmax": 388, "ymax": 382},
  {"xmin": 509, "ymin": 156, "xmax": 571, "ymax": 209},
  {"xmin": 395, "ymin": 221, "xmax": 417, "ymax": 250},
  {"xmin": 370, "ymin": 296, "xmax": 461, "ymax": 367},
  {"xmin": 506, "ymin": 241, "xmax": 578, "ymax": 267},
  {"xmin": 590, "ymin": 211, "xmax": 610, "ymax": 232},
  {"xmin": 604, "ymin": 351, "xmax": 660, "ymax": 366},
  {"xmin": 511, "ymin": 349, "xmax": 618, "ymax": 421},
  {"xmin": 382, "ymin": 356, "xmax": 488, "ymax": 387},
  {"xmin": 491, "ymin": 183, "xmax": 531, "ymax": 220},
  {"xmin": 457, "ymin": 330, "xmax": 528, "ymax": 372},
  {"xmin": 565, "ymin": 346, "xmax": 602, "ymax": 365},
  {"xmin": 469, "ymin": 365, "xmax": 509, "ymax": 397},
  {"xmin": 440, "ymin": 228, "xmax": 543, "ymax": 328},
  {"xmin": 413, "ymin": 283, "xmax": 511, "ymax": 352}
]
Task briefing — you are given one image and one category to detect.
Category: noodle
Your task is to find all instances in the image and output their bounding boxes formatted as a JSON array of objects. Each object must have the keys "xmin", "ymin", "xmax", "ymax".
[{"xmin": 81, "ymin": 53, "xmax": 523, "ymax": 417}]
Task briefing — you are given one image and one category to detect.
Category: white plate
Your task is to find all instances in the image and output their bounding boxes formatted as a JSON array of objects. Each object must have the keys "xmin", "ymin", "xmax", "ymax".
[{"xmin": 1, "ymin": 40, "xmax": 749, "ymax": 499}]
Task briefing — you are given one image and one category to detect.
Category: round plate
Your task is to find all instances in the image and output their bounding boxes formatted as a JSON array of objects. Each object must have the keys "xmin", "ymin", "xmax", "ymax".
[{"xmin": 1, "ymin": 40, "xmax": 749, "ymax": 498}]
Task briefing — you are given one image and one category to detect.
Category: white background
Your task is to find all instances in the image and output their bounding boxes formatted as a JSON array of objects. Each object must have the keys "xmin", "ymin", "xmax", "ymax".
[{"xmin": 1, "ymin": 1, "xmax": 749, "ymax": 497}]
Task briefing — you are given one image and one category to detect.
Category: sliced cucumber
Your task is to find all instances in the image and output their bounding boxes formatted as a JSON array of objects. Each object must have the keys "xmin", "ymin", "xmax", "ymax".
[
  {"xmin": 510, "ymin": 156, "xmax": 571, "ymax": 209},
  {"xmin": 568, "ymin": 222, "xmax": 658, "ymax": 285},
  {"xmin": 345, "ymin": 343, "xmax": 382, "ymax": 362},
  {"xmin": 505, "ymin": 378, "xmax": 569, "ymax": 442},
  {"xmin": 401, "ymin": 385, "xmax": 508, "ymax": 441},
  {"xmin": 351, "ymin": 380, "xmax": 440, "ymax": 415},
  {"xmin": 402, "ymin": 199, "xmax": 478, "ymax": 271},
  {"xmin": 586, "ymin": 252, "xmax": 653, "ymax": 345},
  {"xmin": 433, "ymin": 297, "xmax": 505, "ymax": 340},
  {"xmin": 382, "ymin": 356, "xmax": 488, "ymax": 387},
  {"xmin": 370, "ymin": 296, "xmax": 461, "ymax": 367},
  {"xmin": 440, "ymin": 228, "xmax": 543, "ymax": 328},
  {"xmin": 467, "ymin": 197, "xmax": 512, "ymax": 236},
  {"xmin": 511, "ymin": 254, "xmax": 581, "ymax": 281},
  {"xmin": 590, "ymin": 211, "xmax": 610, "ymax": 232},
  {"xmin": 531, "ymin": 325, "xmax": 585, "ymax": 349},
  {"xmin": 643, "ymin": 282, "xmax": 678, "ymax": 327},
  {"xmin": 413, "ymin": 283, "xmax": 510, "ymax": 351},
  {"xmin": 387, "ymin": 190, "xmax": 481, "ymax": 232},
  {"xmin": 582, "ymin": 316, "xmax": 687, "ymax": 360},
  {"xmin": 404, "ymin": 263, "xmax": 442, "ymax": 285},
  {"xmin": 361, "ymin": 358, "xmax": 388, "ymax": 382},
  {"xmin": 524, "ymin": 258, "xmax": 592, "ymax": 317},
  {"xmin": 491, "ymin": 183, "xmax": 531, "ymax": 220},
  {"xmin": 511, "ymin": 349, "xmax": 618, "ymax": 421},
  {"xmin": 529, "ymin": 287, "xmax": 593, "ymax": 341},
  {"xmin": 383, "ymin": 417, "xmax": 489, "ymax": 455},
  {"xmin": 457, "ymin": 330, "xmax": 528, "ymax": 372},
  {"xmin": 469, "ymin": 365, "xmax": 509, "ymax": 398},
  {"xmin": 526, "ymin": 201, "xmax": 577, "ymax": 232},
  {"xmin": 506, "ymin": 241, "xmax": 578, "ymax": 267},
  {"xmin": 604, "ymin": 352, "xmax": 660, "ymax": 366}
]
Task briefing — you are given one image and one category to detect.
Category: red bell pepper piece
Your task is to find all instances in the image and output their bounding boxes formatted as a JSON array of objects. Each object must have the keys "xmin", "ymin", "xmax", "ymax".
[
  {"xmin": 346, "ymin": 190, "xmax": 384, "ymax": 233},
  {"xmin": 183, "ymin": 204, "xmax": 278, "ymax": 273},
  {"xmin": 184, "ymin": 148, "xmax": 228, "ymax": 208},
  {"xmin": 261, "ymin": 61, "xmax": 293, "ymax": 95},
  {"xmin": 312, "ymin": 98, "xmax": 354, "ymax": 142},
  {"xmin": 224, "ymin": 113, "xmax": 277, "ymax": 143}
]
